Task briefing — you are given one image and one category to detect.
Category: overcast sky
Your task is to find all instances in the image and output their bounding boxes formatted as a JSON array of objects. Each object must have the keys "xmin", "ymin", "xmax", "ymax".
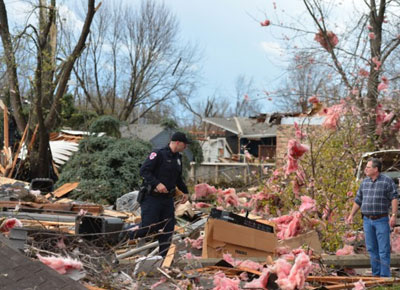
[
  {"xmin": 159, "ymin": 0, "xmax": 364, "ymax": 114},
  {"xmin": 4, "ymin": 0, "xmax": 360, "ymax": 115},
  {"xmin": 164, "ymin": 0, "xmax": 295, "ymax": 113}
]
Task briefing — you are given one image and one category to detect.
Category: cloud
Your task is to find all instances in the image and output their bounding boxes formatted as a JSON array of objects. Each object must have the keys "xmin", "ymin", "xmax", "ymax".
[
  {"xmin": 4, "ymin": 1, "xmax": 35, "ymax": 27},
  {"xmin": 58, "ymin": 4, "xmax": 85, "ymax": 34},
  {"xmin": 260, "ymin": 41, "xmax": 285, "ymax": 56}
]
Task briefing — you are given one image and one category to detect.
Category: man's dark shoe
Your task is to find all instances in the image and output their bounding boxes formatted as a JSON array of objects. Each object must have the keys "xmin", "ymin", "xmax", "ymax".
[{"xmin": 119, "ymin": 223, "xmax": 134, "ymax": 242}]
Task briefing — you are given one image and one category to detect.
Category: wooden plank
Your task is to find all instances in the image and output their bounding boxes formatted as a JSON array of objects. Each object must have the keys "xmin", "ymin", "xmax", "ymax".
[
  {"xmin": 320, "ymin": 278, "xmax": 398, "ymax": 290},
  {"xmin": 7, "ymin": 123, "xmax": 28, "ymax": 178},
  {"xmin": 0, "ymin": 176, "xmax": 29, "ymax": 186},
  {"xmin": 71, "ymin": 204, "xmax": 103, "ymax": 215},
  {"xmin": 53, "ymin": 182, "xmax": 79, "ymax": 198},
  {"xmin": 320, "ymin": 253, "xmax": 400, "ymax": 268},
  {"xmin": 83, "ymin": 283, "xmax": 107, "ymax": 290},
  {"xmin": 27, "ymin": 124, "xmax": 39, "ymax": 152},
  {"xmin": 162, "ymin": 243, "xmax": 176, "ymax": 268},
  {"xmin": 186, "ymin": 265, "xmax": 263, "ymax": 276},
  {"xmin": 102, "ymin": 209, "xmax": 128, "ymax": 219},
  {"xmin": 52, "ymin": 161, "xmax": 60, "ymax": 177},
  {"xmin": 3, "ymin": 105, "xmax": 8, "ymax": 150},
  {"xmin": 176, "ymin": 255, "xmax": 400, "ymax": 269},
  {"xmin": 20, "ymin": 220, "xmax": 75, "ymax": 227},
  {"xmin": 0, "ymin": 201, "xmax": 72, "ymax": 211},
  {"xmin": 0, "ymin": 164, "xmax": 6, "ymax": 174},
  {"xmin": 307, "ymin": 276, "xmax": 385, "ymax": 283},
  {"xmin": 0, "ymin": 200, "xmax": 102, "ymax": 215}
]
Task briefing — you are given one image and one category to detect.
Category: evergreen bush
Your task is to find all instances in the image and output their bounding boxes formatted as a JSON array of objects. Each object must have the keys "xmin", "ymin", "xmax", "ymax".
[
  {"xmin": 89, "ymin": 115, "xmax": 121, "ymax": 138},
  {"xmin": 56, "ymin": 136, "xmax": 151, "ymax": 204}
]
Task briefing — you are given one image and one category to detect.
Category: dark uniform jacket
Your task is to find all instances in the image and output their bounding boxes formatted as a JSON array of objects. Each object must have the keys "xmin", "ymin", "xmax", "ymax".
[{"xmin": 140, "ymin": 145, "xmax": 188, "ymax": 194}]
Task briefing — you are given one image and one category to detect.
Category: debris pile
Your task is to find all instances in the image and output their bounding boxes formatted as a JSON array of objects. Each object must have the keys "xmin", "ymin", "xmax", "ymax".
[{"xmin": 1, "ymin": 177, "xmax": 400, "ymax": 289}]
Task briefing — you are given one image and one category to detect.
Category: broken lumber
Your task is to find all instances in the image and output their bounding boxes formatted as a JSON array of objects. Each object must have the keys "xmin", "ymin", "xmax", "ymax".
[
  {"xmin": 311, "ymin": 277, "xmax": 399, "ymax": 290},
  {"xmin": 117, "ymin": 234, "xmax": 185, "ymax": 260},
  {"xmin": 0, "ymin": 176, "xmax": 29, "ymax": 186},
  {"xmin": 175, "ymin": 257, "xmax": 268, "ymax": 268},
  {"xmin": 320, "ymin": 253, "xmax": 400, "ymax": 268},
  {"xmin": 53, "ymin": 182, "xmax": 79, "ymax": 198},
  {"xmin": 176, "ymin": 254, "xmax": 400, "ymax": 269},
  {"xmin": 0, "ymin": 212, "xmax": 77, "ymax": 223},
  {"xmin": 161, "ymin": 243, "xmax": 176, "ymax": 268},
  {"xmin": 7, "ymin": 123, "xmax": 28, "ymax": 178}
]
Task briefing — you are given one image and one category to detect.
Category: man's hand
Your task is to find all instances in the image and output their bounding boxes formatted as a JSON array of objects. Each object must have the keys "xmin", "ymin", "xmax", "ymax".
[
  {"xmin": 346, "ymin": 215, "xmax": 353, "ymax": 225},
  {"xmin": 390, "ymin": 214, "xmax": 397, "ymax": 228},
  {"xmin": 180, "ymin": 194, "xmax": 189, "ymax": 204},
  {"xmin": 155, "ymin": 183, "xmax": 168, "ymax": 193}
]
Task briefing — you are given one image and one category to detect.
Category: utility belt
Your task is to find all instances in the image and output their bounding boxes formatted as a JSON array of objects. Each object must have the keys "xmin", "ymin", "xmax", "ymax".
[
  {"xmin": 149, "ymin": 188, "xmax": 176, "ymax": 198},
  {"xmin": 137, "ymin": 185, "xmax": 176, "ymax": 203}
]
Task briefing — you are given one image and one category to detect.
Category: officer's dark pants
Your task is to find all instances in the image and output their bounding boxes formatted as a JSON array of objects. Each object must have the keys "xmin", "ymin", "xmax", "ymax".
[{"xmin": 129, "ymin": 194, "xmax": 175, "ymax": 258}]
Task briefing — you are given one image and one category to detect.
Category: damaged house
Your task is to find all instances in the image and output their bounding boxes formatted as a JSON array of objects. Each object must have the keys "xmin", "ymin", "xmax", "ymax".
[
  {"xmin": 120, "ymin": 123, "xmax": 194, "ymax": 161},
  {"xmin": 202, "ymin": 115, "xmax": 277, "ymax": 162}
]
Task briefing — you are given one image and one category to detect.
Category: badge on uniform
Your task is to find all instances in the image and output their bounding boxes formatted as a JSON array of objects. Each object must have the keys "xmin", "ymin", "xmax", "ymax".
[
  {"xmin": 149, "ymin": 152, "xmax": 157, "ymax": 160},
  {"xmin": 177, "ymin": 159, "xmax": 181, "ymax": 166}
]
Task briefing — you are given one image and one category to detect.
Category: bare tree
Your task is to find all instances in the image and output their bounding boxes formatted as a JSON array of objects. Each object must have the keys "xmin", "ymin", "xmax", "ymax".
[
  {"xmin": 275, "ymin": 52, "xmax": 341, "ymax": 113},
  {"xmin": 0, "ymin": 0, "xmax": 98, "ymax": 178},
  {"xmin": 232, "ymin": 74, "xmax": 260, "ymax": 117},
  {"xmin": 72, "ymin": 0, "xmax": 199, "ymax": 123},
  {"xmin": 268, "ymin": 0, "xmax": 400, "ymax": 146}
]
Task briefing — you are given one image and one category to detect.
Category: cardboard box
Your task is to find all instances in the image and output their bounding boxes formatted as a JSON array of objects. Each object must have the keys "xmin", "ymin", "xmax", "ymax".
[
  {"xmin": 202, "ymin": 218, "xmax": 277, "ymax": 258},
  {"xmin": 277, "ymin": 230, "xmax": 322, "ymax": 254}
]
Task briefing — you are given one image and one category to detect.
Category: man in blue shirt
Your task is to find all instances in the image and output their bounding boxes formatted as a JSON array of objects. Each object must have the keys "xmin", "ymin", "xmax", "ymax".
[{"xmin": 347, "ymin": 158, "xmax": 398, "ymax": 277}]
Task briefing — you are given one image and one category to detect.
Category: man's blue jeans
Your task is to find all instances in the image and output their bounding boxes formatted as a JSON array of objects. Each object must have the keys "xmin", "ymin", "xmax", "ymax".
[{"xmin": 363, "ymin": 216, "xmax": 391, "ymax": 277}]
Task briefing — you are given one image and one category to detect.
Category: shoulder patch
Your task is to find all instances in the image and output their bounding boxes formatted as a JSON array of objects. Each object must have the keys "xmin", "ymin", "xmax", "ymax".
[{"xmin": 149, "ymin": 152, "xmax": 157, "ymax": 160}]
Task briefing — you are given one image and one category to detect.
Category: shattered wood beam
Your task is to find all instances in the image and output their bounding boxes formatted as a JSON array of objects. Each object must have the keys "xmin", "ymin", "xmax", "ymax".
[
  {"xmin": 307, "ymin": 276, "xmax": 388, "ymax": 283},
  {"xmin": 318, "ymin": 278, "xmax": 400, "ymax": 290},
  {"xmin": 161, "ymin": 243, "xmax": 176, "ymax": 268},
  {"xmin": 117, "ymin": 234, "xmax": 185, "ymax": 260},
  {"xmin": 176, "ymin": 254, "xmax": 400, "ymax": 269},
  {"xmin": 175, "ymin": 257, "xmax": 268, "ymax": 268},
  {"xmin": 0, "ymin": 211, "xmax": 77, "ymax": 222},
  {"xmin": 7, "ymin": 123, "xmax": 28, "ymax": 178},
  {"xmin": 53, "ymin": 182, "xmax": 79, "ymax": 198},
  {"xmin": 3, "ymin": 104, "xmax": 8, "ymax": 150},
  {"xmin": 321, "ymin": 254, "xmax": 400, "ymax": 268}
]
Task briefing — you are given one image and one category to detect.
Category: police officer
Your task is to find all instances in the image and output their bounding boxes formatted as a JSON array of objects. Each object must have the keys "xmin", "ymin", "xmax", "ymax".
[{"xmin": 131, "ymin": 132, "xmax": 190, "ymax": 257}]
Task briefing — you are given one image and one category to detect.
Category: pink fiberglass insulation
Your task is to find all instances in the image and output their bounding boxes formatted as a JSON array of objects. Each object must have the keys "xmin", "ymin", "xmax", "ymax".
[
  {"xmin": 391, "ymin": 227, "xmax": 400, "ymax": 253},
  {"xmin": 314, "ymin": 30, "xmax": 338, "ymax": 51},
  {"xmin": 194, "ymin": 183, "xmax": 217, "ymax": 199},
  {"xmin": 352, "ymin": 279, "xmax": 366, "ymax": 290},
  {"xmin": 275, "ymin": 212, "xmax": 302, "ymax": 240},
  {"xmin": 37, "ymin": 254, "xmax": 83, "ymax": 274},
  {"xmin": 223, "ymin": 253, "xmax": 264, "ymax": 271},
  {"xmin": 274, "ymin": 252, "xmax": 313, "ymax": 290},
  {"xmin": 299, "ymin": 195, "xmax": 317, "ymax": 213},
  {"xmin": 213, "ymin": 271, "xmax": 240, "ymax": 290},
  {"xmin": 244, "ymin": 268, "xmax": 270, "ymax": 289},
  {"xmin": 150, "ymin": 276, "xmax": 167, "ymax": 289},
  {"xmin": 194, "ymin": 202, "xmax": 212, "ymax": 209},
  {"xmin": 335, "ymin": 245, "xmax": 355, "ymax": 256},
  {"xmin": 184, "ymin": 236, "xmax": 204, "ymax": 249}
]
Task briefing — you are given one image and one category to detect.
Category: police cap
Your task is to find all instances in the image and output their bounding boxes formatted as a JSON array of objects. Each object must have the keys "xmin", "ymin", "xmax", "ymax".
[{"xmin": 171, "ymin": 132, "xmax": 191, "ymax": 144}]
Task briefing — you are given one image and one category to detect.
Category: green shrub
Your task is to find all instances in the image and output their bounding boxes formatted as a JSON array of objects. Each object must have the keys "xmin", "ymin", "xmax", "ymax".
[
  {"xmin": 89, "ymin": 115, "xmax": 121, "ymax": 138},
  {"xmin": 56, "ymin": 136, "xmax": 151, "ymax": 204},
  {"xmin": 63, "ymin": 110, "xmax": 98, "ymax": 130}
]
